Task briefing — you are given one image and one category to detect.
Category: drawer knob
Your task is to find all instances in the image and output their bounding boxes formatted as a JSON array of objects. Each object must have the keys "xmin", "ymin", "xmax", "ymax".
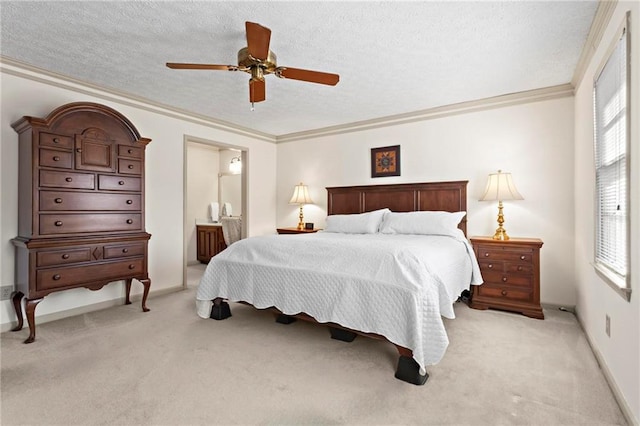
[
  {"xmin": 502, "ymin": 277, "xmax": 508, "ymax": 282},
  {"xmin": 126, "ymin": 219, "xmax": 133, "ymax": 224},
  {"xmin": 128, "ymin": 149, "xmax": 133, "ymax": 154},
  {"xmin": 118, "ymin": 181, "xmax": 125, "ymax": 185},
  {"xmin": 484, "ymin": 253, "xmax": 490, "ymax": 257},
  {"xmin": 54, "ymin": 221, "xmax": 63, "ymax": 227},
  {"xmin": 128, "ymin": 264, "xmax": 135, "ymax": 269},
  {"xmin": 76, "ymin": 148, "xmax": 82, "ymax": 153},
  {"xmin": 520, "ymin": 255, "xmax": 526, "ymax": 260},
  {"xmin": 65, "ymin": 177, "xmax": 73, "ymax": 182},
  {"xmin": 501, "ymin": 290, "xmax": 507, "ymax": 296},
  {"xmin": 53, "ymin": 156, "xmax": 60, "ymax": 161},
  {"xmin": 53, "ymin": 138, "xmax": 60, "ymax": 143},
  {"xmin": 53, "ymin": 274, "xmax": 61, "ymax": 281},
  {"xmin": 122, "ymin": 248, "xmax": 129, "ymax": 253},
  {"xmin": 62, "ymin": 254, "xmax": 70, "ymax": 259},
  {"xmin": 55, "ymin": 198, "xmax": 63, "ymax": 204},
  {"xmin": 126, "ymin": 199, "xmax": 133, "ymax": 204},
  {"xmin": 128, "ymin": 164, "xmax": 134, "ymax": 169},
  {"xmin": 487, "ymin": 264, "xmax": 493, "ymax": 269},
  {"xmin": 517, "ymin": 266, "xmax": 523, "ymax": 271}
]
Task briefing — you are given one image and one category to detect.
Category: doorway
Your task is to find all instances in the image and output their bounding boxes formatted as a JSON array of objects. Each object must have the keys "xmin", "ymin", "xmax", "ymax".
[{"xmin": 183, "ymin": 136, "xmax": 247, "ymax": 289}]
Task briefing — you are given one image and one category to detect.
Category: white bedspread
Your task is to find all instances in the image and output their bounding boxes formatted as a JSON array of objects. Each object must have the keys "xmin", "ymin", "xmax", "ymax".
[{"xmin": 196, "ymin": 230, "xmax": 482, "ymax": 371}]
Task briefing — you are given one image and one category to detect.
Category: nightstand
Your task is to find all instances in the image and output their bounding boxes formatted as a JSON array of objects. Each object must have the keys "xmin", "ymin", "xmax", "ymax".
[
  {"xmin": 469, "ymin": 236, "xmax": 544, "ymax": 319},
  {"xmin": 276, "ymin": 228, "xmax": 320, "ymax": 235}
]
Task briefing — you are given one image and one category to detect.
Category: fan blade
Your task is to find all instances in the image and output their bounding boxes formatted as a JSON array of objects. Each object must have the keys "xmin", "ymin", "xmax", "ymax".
[
  {"xmin": 166, "ymin": 63, "xmax": 238, "ymax": 71},
  {"xmin": 245, "ymin": 22, "xmax": 271, "ymax": 61},
  {"xmin": 276, "ymin": 67, "xmax": 339, "ymax": 86},
  {"xmin": 249, "ymin": 79, "xmax": 266, "ymax": 103}
]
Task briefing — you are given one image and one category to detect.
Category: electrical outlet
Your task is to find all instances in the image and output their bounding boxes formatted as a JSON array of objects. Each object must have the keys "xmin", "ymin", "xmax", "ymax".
[
  {"xmin": 605, "ymin": 314, "xmax": 611, "ymax": 337},
  {"xmin": 0, "ymin": 286, "xmax": 13, "ymax": 301}
]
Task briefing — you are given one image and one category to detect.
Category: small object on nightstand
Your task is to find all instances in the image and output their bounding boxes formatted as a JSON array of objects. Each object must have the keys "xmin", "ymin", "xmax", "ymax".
[
  {"xmin": 304, "ymin": 222, "xmax": 314, "ymax": 230},
  {"xmin": 277, "ymin": 227, "xmax": 320, "ymax": 235},
  {"xmin": 469, "ymin": 236, "xmax": 544, "ymax": 319}
]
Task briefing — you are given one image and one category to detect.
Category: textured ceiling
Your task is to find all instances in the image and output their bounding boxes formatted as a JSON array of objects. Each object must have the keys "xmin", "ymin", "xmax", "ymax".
[{"xmin": 1, "ymin": 1, "xmax": 598, "ymax": 137}]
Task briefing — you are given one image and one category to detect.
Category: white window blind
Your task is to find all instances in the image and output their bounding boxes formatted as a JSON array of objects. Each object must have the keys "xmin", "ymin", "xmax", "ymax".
[{"xmin": 593, "ymin": 23, "xmax": 629, "ymax": 289}]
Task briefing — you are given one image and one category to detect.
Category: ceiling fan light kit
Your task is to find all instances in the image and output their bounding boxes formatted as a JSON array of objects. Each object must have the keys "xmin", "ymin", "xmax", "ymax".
[{"xmin": 167, "ymin": 21, "xmax": 339, "ymax": 107}]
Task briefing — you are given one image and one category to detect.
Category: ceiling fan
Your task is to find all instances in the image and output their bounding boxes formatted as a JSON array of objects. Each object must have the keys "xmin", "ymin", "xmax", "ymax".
[{"xmin": 166, "ymin": 21, "xmax": 340, "ymax": 108}]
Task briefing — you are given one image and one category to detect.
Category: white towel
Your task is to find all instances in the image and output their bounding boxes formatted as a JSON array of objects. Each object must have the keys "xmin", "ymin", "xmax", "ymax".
[
  {"xmin": 222, "ymin": 202, "xmax": 232, "ymax": 217},
  {"xmin": 210, "ymin": 202, "xmax": 219, "ymax": 222}
]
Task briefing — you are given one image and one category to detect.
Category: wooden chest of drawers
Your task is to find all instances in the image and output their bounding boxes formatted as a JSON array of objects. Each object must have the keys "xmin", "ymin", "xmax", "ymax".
[
  {"xmin": 469, "ymin": 236, "xmax": 544, "ymax": 319},
  {"xmin": 10, "ymin": 102, "xmax": 152, "ymax": 343}
]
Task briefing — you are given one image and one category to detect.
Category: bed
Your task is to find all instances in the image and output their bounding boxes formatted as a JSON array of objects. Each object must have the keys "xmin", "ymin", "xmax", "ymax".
[{"xmin": 196, "ymin": 181, "xmax": 482, "ymax": 385}]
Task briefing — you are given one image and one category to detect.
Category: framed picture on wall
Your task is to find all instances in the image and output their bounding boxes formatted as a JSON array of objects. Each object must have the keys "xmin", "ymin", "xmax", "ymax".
[{"xmin": 371, "ymin": 145, "xmax": 401, "ymax": 178}]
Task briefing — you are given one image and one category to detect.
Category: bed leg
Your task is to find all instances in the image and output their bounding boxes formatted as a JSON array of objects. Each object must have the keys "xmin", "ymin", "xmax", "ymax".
[
  {"xmin": 210, "ymin": 298, "xmax": 232, "ymax": 320},
  {"xmin": 395, "ymin": 356, "xmax": 428, "ymax": 385},
  {"xmin": 329, "ymin": 327, "xmax": 357, "ymax": 342},
  {"xmin": 275, "ymin": 314, "xmax": 297, "ymax": 324}
]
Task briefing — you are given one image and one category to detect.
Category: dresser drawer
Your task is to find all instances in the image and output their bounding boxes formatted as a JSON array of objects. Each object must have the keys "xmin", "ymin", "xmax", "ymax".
[
  {"xmin": 40, "ymin": 133, "xmax": 73, "ymax": 149},
  {"xmin": 118, "ymin": 158, "xmax": 141, "ymax": 175},
  {"xmin": 40, "ymin": 191, "xmax": 141, "ymax": 211},
  {"xmin": 98, "ymin": 175, "xmax": 141, "ymax": 191},
  {"xmin": 118, "ymin": 145, "xmax": 142, "ymax": 159},
  {"xmin": 39, "ymin": 148, "xmax": 72, "ymax": 169},
  {"xmin": 476, "ymin": 246, "xmax": 533, "ymax": 263},
  {"xmin": 476, "ymin": 285, "xmax": 533, "ymax": 303},
  {"xmin": 39, "ymin": 170, "xmax": 95, "ymax": 189},
  {"xmin": 481, "ymin": 271, "xmax": 533, "ymax": 287},
  {"xmin": 36, "ymin": 258, "xmax": 144, "ymax": 291},
  {"xmin": 36, "ymin": 247, "xmax": 92, "ymax": 267},
  {"xmin": 39, "ymin": 213, "xmax": 142, "ymax": 235},
  {"xmin": 104, "ymin": 242, "xmax": 146, "ymax": 259}
]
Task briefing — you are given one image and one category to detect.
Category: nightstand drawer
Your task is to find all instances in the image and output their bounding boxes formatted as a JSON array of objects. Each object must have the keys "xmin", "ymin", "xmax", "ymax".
[
  {"xmin": 477, "ymin": 247, "xmax": 533, "ymax": 263},
  {"xmin": 482, "ymin": 271, "xmax": 532, "ymax": 287},
  {"xmin": 476, "ymin": 285, "xmax": 532, "ymax": 303}
]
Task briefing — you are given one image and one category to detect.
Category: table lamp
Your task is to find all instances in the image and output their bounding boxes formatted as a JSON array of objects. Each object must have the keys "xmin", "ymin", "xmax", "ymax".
[
  {"xmin": 289, "ymin": 182, "xmax": 314, "ymax": 230},
  {"xmin": 479, "ymin": 170, "xmax": 523, "ymax": 240}
]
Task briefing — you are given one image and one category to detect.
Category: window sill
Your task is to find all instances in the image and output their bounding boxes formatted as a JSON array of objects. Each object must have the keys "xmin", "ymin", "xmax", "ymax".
[{"xmin": 592, "ymin": 263, "xmax": 632, "ymax": 302}]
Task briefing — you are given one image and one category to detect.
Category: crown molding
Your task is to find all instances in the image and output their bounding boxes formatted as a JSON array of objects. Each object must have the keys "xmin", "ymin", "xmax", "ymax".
[
  {"xmin": 0, "ymin": 56, "xmax": 277, "ymax": 144},
  {"xmin": 2, "ymin": 56, "xmax": 574, "ymax": 146},
  {"xmin": 275, "ymin": 83, "xmax": 574, "ymax": 143},
  {"xmin": 571, "ymin": 0, "xmax": 618, "ymax": 89}
]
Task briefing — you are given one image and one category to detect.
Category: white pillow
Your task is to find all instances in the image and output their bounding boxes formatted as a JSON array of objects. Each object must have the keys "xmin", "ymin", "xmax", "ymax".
[
  {"xmin": 324, "ymin": 208, "xmax": 390, "ymax": 234},
  {"xmin": 379, "ymin": 211, "xmax": 466, "ymax": 236}
]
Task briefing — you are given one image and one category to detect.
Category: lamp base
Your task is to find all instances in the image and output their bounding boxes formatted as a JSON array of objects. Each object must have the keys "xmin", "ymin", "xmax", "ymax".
[
  {"xmin": 297, "ymin": 205, "xmax": 305, "ymax": 230},
  {"xmin": 492, "ymin": 228, "xmax": 510, "ymax": 241}
]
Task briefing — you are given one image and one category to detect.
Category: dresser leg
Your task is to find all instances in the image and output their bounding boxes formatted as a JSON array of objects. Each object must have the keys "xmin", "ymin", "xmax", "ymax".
[
  {"xmin": 24, "ymin": 298, "xmax": 43, "ymax": 344},
  {"xmin": 125, "ymin": 278, "xmax": 151, "ymax": 312},
  {"xmin": 140, "ymin": 278, "xmax": 151, "ymax": 312},
  {"xmin": 10, "ymin": 291, "xmax": 25, "ymax": 332}
]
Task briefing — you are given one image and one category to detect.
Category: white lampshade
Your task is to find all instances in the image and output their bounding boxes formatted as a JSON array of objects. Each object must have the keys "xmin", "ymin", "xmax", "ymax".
[
  {"xmin": 479, "ymin": 170, "xmax": 524, "ymax": 202},
  {"xmin": 289, "ymin": 182, "xmax": 314, "ymax": 205}
]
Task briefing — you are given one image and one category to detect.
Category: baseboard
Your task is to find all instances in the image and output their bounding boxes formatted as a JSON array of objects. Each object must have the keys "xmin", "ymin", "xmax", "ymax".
[
  {"xmin": 541, "ymin": 302, "xmax": 576, "ymax": 314},
  {"xmin": 574, "ymin": 307, "xmax": 638, "ymax": 426},
  {"xmin": 0, "ymin": 285, "xmax": 184, "ymax": 333}
]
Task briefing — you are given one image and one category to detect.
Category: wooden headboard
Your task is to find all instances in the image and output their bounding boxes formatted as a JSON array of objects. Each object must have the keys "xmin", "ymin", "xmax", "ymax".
[{"xmin": 326, "ymin": 181, "xmax": 468, "ymax": 235}]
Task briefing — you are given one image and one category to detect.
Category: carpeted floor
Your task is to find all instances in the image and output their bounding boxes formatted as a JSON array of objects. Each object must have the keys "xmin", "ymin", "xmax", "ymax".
[{"xmin": 0, "ymin": 266, "xmax": 627, "ymax": 425}]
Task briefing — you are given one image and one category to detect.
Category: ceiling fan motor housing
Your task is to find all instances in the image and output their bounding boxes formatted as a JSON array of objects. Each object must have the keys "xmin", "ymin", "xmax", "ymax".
[{"xmin": 238, "ymin": 47, "xmax": 277, "ymax": 79}]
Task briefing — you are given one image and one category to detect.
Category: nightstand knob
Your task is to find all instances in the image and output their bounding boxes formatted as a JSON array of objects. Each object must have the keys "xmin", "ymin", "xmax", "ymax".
[
  {"xmin": 502, "ymin": 277, "xmax": 508, "ymax": 282},
  {"xmin": 520, "ymin": 255, "xmax": 526, "ymax": 260},
  {"xmin": 517, "ymin": 266, "xmax": 523, "ymax": 271},
  {"xmin": 128, "ymin": 264, "xmax": 135, "ymax": 269},
  {"xmin": 501, "ymin": 290, "xmax": 507, "ymax": 296},
  {"xmin": 62, "ymin": 254, "xmax": 70, "ymax": 259},
  {"xmin": 487, "ymin": 264, "xmax": 493, "ymax": 269},
  {"xmin": 53, "ymin": 274, "xmax": 61, "ymax": 281},
  {"xmin": 484, "ymin": 253, "xmax": 490, "ymax": 257}
]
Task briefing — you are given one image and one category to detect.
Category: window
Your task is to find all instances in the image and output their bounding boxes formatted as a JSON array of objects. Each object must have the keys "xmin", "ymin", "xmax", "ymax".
[{"xmin": 593, "ymin": 15, "xmax": 631, "ymax": 300}]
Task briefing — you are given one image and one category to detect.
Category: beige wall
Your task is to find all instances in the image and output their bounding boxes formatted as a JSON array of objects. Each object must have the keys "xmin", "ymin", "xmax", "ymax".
[
  {"xmin": 573, "ymin": 1, "xmax": 639, "ymax": 422},
  {"xmin": 0, "ymin": 69, "xmax": 277, "ymax": 329},
  {"xmin": 277, "ymin": 96, "xmax": 576, "ymax": 307}
]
